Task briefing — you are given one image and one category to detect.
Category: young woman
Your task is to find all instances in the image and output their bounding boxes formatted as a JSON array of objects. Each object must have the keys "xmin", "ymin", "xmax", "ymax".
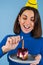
[{"xmin": 0, "ymin": 6, "xmax": 43, "ymax": 65}]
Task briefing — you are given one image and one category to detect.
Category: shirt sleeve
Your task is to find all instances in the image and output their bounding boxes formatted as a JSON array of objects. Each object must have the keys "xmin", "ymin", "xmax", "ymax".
[
  {"xmin": 39, "ymin": 39, "xmax": 43, "ymax": 65},
  {"xmin": 0, "ymin": 35, "xmax": 9, "ymax": 58},
  {"xmin": 0, "ymin": 34, "xmax": 17, "ymax": 58}
]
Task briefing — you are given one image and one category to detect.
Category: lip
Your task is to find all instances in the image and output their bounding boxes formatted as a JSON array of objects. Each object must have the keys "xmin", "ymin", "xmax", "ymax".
[{"xmin": 23, "ymin": 25, "xmax": 30, "ymax": 29}]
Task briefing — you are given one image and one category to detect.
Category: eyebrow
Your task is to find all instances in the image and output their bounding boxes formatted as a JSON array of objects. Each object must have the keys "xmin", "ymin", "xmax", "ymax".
[
  {"xmin": 23, "ymin": 14, "xmax": 34, "ymax": 18},
  {"xmin": 23, "ymin": 14, "xmax": 27, "ymax": 17},
  {"xmin": 31, "ymin": 17, "xmax": 34, "ymax": 19}
]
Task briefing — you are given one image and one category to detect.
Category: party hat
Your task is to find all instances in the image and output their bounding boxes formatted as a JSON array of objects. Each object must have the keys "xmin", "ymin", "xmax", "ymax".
[{"xmin": 25, "ymin": 0, "xmax": 38, "ymax": 9}]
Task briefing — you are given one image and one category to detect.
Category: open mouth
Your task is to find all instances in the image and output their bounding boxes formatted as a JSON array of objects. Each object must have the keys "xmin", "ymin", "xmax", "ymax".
[{"xmin": 23, "ymin": 25, "xmax": 30, "ymax": 29}]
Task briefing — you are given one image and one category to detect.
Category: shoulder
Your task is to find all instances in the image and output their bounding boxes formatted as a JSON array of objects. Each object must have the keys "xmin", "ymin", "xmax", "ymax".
[
  {"xmin": 3, "ymin": 33, "xmax": 20, "ymax": 40},
  {"xmin": 38, "ymin": 37, "xmax": 43, "ymax": 40},
  {"xmin": 32, "ymin": 37, "xmax": 43, "ymax": 45},
  {"xmin": 3, "ymin": 34, "xmax": 17, "ymax": 39},
  {"xmin": 1, "ymin": 34, "xmax": 17, "ymax": 42},
  {"xmin": 36, "ymin": 37, "xmax": 43, "ymax": 43},
  {"xmin": 0, "ymin": 34, "xmax": 16, "ymax": 47},
  {"xmin": 39, "ymin": 37, "xmax": 43, "ymax": 50},
  {"xmin": 38, "ymin": 37, "xmax": 43, "ymax": 46}
]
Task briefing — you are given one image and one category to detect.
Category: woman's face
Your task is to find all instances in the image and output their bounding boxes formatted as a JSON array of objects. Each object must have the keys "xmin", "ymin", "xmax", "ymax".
[{"xmin": 19, "ymin": 10, "xmax": 34, "ymax": 33}]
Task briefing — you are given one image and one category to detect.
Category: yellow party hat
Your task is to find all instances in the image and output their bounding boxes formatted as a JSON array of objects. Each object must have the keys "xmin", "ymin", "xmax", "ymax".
[{"xmin": 25, "ymin": 0, "xmax": 38, "ymax": 9}]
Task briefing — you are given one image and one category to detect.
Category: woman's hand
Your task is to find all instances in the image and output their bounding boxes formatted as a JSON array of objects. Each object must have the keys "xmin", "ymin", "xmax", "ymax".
[
  {"xmin": 30, "ymin": 54, "xmax": 42, "ymax": 65},
  {"xmin": 2, "ymin": 35, "xmax": 20, "ymax": 53}
]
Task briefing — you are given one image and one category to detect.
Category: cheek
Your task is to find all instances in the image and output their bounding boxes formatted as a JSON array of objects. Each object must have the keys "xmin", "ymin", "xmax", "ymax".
[
  {"xmin": 20, "ymin": 19, "xmax": 25, "ymax": 25},
  {"xmin": 31, "ymin": 22, "xmax": 34, "ymax": 28}
]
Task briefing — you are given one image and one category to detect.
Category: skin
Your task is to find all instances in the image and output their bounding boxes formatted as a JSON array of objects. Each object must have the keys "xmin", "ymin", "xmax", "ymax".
[
  {"xmin": 19, "ymin": 10, "xmax": 34, "ymax": 34},
  {"xmin": 2, "ymin": 10, "xmax": 41, "ymax": 65}
]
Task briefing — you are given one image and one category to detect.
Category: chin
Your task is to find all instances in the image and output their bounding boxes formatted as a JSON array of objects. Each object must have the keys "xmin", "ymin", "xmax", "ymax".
[
  {"xmin": 22, "ymin": 30, "xmax": 31, "ymax": 34},
  {"xmin": 23, "ymin": 28, "xmax": 33, "ymax": 33}
]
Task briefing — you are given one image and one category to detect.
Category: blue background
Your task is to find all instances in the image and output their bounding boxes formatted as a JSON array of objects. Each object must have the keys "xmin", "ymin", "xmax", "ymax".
[{"xmin": 0, "ymin": 0, "xmax": 43, "ymax": 65}]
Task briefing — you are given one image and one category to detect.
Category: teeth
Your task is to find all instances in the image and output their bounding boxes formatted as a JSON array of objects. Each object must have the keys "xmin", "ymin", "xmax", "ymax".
[{"xmin": 24, "ymin": 25, "xmax": 30, "ymax": 29}]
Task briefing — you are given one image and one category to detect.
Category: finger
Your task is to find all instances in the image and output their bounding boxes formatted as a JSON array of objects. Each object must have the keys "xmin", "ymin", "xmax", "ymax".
[
  {"xmin": 30, "ymin": 63, "xmax": 35, "ymax": 65},
  {"xmin": 31, "ymin": 61, "xmax": 39, "ymax": 65},
  {"xmin": 10, "ymin": 36, "xmax": 20, "ymax": 44},
  {"xmin": 7, "ymin": 37, "xmax": 13, "ymax": 44},
  {"xmin": 12, "ymin": 37, "xmax": 17, "ymax": 44},
  {"xmin": 12, "ymin": 36, "xmax": 20, "ymax": 44},
  {"xmin": 17, "ymin": 35, "xmax": 20, "ymax": 41},
  {"xmin": 35, "ymin": 54, "xmax": 41, "ymax": 61},
  {"xmin": 16, "ymin": 36, "xmax": 20, "ymax": 43},
  {"xmin": 30, "ymin": 64, "xmax": 36, "ymax": 65},
  {"xmin": 30, "ymin": 64, "xmax": 33, "ymax": 65}
]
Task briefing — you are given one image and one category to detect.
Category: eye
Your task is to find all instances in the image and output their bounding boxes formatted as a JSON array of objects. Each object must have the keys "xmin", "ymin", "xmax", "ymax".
[
  {"xmin": 23, "ymin": 17, "xmax": 27, "ymax": 20},
  {"xmin": 22, "ymin": 15, "xmax": 27, "ymax": 20},
  {"xmin": 31, "ymin": 19, "xmax": 34, "ymax": 21},
  {"xmin": 30, "ymin": 18, "xmax": 34, "ymax": 22}
]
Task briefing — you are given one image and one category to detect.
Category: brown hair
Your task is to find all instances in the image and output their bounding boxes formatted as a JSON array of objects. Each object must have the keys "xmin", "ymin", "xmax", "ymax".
[{"xmin": 13, "ymin": 7, "xmax": 42, "ymax": 38}]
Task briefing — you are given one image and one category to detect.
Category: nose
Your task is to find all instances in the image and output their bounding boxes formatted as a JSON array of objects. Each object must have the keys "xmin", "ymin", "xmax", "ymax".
[{"xmin": 25, "ymin": 19, "xmax": 30, "ymax": 25}]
